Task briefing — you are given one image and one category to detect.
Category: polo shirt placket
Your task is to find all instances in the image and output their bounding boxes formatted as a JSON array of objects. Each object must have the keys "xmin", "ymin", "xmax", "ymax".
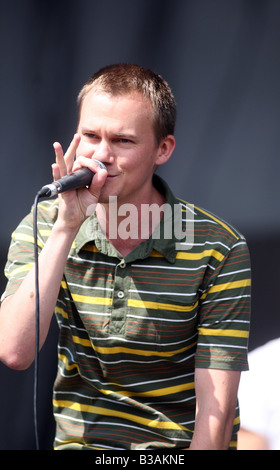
[{"xmin": 110, "ymin": 259, "xmax": 129, "ymax": 336}]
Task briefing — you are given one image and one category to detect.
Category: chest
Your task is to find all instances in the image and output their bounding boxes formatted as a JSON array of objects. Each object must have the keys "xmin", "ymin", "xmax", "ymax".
[{"xmin": 62, "ymin": 251, "xmax": 207, "ymax": 350}]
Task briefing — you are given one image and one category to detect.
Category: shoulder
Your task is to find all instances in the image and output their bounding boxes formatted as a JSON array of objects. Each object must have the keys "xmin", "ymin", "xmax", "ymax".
[
  {"xmin": 176, "ymin": 197, "xmax": 247, "ymax": 256},
  {"xmin": 34, "ymin": 198, "xmax": 59, "ymax": 222},
  {"xmin": 11, "ymin": 198, "xmax": 59, "ymax": 245}
]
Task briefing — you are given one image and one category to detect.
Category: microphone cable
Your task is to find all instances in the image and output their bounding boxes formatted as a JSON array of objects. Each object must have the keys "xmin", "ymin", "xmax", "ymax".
[
  {"xmin": 33, "ymin": 191, "xmax": 41, "ymax": 450},
  {"xmin": 31, "ymin": 161, "xmax": 105, "ymax": 449}
]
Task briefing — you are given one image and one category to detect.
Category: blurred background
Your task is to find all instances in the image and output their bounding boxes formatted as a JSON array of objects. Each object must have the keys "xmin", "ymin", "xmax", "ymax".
[{"xmin": 0, "ymin": 0, "xmax": 279, "ymax": 450}]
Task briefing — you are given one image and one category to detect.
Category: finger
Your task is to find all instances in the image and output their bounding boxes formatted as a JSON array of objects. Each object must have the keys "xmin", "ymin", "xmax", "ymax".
[
  {"xmin": 64, "ymin": 134, "xmax": 81, "ymax": 173},
  {"xmin": 51, "ymin": 163, "xmax": 61, "ymax": 182},
  {"xmin": 72, "ymin": 156, "xmax": 108, "ymax": 199},
  {"xmin": 53, "ymin": 142, "xmax": 67, "ymax": 177},
  {"xmin": 72, "ymin": 155, "xmax": 107, "ymax": 174},
  {"xmin": 88, "ymin": 168, "xmax": 108, "ymax": 199}
]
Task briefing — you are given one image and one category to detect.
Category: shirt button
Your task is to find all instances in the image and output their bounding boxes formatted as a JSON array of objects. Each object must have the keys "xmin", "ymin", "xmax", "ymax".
[
  {"xmin": 119, "ymin": 261, "xmax": 126, "ymax": 268},
  {"xmin": 117, "ymin": 291, "xmax": 124, "ymax": 299}
]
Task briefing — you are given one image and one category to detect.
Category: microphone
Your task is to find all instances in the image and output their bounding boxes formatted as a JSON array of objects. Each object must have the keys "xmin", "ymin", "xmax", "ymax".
[{"xmin": 38, "ymin": 160, "xmax": 107, "ymax": 198}]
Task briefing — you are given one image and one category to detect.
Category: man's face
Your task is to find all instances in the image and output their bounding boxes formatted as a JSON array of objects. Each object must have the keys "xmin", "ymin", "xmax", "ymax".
[{"xmin": 76, "ymin": 90, "xmax": 165, "ymax": 205}]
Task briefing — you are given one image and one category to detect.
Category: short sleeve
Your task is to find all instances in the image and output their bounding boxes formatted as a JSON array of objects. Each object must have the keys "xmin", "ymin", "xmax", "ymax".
[
  {"xmin": 1, "ymin": 211, "xmax": 36, "ymax": 302},
  {"xmin": 195, "ymin": 238, "xmax": 251, "ymax": 371},
  {"xmin": 1, "ymin": 200, "xmax": 58, "ymax": 303}
]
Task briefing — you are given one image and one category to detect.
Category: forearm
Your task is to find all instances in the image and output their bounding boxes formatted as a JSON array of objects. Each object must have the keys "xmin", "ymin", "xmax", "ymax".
[
  {"xmin": 189, "ymin": 368, "xmax": 240, "ymax": 450},
  {"xmin": 0, "ymin": 222, "xmax": 77, "ymax": 370},
  {"xmin": 189, "ymin": 405, "xmax": 235, "ymax": 450}
]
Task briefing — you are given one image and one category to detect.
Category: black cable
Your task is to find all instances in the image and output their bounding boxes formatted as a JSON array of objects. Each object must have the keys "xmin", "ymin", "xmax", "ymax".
[{"xmin": 33, "ymin": 192, "xmax": 41, "ymax": 450}]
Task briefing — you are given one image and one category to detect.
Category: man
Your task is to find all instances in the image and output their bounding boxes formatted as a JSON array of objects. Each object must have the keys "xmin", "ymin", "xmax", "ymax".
[
  {"xmin": 238, "ymin": 338, "xmax": 280, "ymax": 450},
  {"xmin": 0, "ymin": 64, "xmax": 251, "ymax": 450}
]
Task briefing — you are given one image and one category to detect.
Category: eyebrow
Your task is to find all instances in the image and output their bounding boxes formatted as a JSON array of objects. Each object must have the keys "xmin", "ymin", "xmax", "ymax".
[
  {"xmin": 114, "ymin": 132, "xmax": 137, "ymax": 140},
  {"xmin": 80, "ymin": 127, "xmax": 137, "ymax": 140}
]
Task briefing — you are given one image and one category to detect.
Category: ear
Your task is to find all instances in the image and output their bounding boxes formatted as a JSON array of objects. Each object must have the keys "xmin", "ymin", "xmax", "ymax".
[{"xmin": 155, "ymin": 135, "xmax": 176, "ymax": 167}]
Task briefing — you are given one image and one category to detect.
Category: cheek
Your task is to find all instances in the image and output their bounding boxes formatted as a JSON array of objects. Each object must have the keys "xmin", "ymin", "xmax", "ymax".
[{"xmin": 76, "ymin": 140, "xmax": 95, "ymax": 158}]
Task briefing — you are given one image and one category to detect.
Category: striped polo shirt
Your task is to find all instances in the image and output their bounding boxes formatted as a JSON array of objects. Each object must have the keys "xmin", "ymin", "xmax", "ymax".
[{"xmin": 2, "ymin": 175, "xmax": 251, "ymax": 450}]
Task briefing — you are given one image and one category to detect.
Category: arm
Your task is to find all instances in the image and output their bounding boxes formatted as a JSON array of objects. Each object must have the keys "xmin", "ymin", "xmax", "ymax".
[
  {"xmin": 189, "ymin": 368, "xmax": 240, "ymax": 450},
  {"xmin": 0, "ymin": 135, "xmax": 107, "ymax": 370},
  {"xmin": 238, "ymin": 427, "xmax": 269, "ymax": 450},
  {"xmin": 0, "ymin": 224, "xmax": 77, "ymax": 370}
]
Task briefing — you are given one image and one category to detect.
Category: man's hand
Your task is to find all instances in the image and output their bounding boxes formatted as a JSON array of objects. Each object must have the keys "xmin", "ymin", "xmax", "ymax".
[{"xmin": 52, "ymin": 134, "xmax": 107, "ymax": 232}]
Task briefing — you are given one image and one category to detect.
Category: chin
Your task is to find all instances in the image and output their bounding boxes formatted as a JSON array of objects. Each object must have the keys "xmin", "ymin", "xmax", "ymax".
[{"xmin": 98, "ymin": 189, "xmax": 117, "ymax": 205}]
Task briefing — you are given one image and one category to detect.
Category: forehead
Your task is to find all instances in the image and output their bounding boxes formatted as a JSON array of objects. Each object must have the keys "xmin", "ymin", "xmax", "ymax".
[{"xmin": 79, "ymin": 90, "xmax": 153, "ymax": 124}]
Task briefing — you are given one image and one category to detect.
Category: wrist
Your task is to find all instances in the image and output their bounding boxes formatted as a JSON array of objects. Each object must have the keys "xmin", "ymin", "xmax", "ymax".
[{"xmin": 52, "ymin": 219, "xmax": 80, "ymax": 242}]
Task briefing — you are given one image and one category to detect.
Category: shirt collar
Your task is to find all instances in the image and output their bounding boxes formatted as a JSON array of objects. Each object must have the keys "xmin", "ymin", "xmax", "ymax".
[{"xmin": 74, "ymin": 175, "xmax": 183, "ymax": 264}]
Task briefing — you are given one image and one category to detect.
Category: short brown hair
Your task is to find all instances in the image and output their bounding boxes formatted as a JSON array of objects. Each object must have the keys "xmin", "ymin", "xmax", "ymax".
[{"xmin": 77, "ymin": 63, "xmax": 177, "ymax": 145}]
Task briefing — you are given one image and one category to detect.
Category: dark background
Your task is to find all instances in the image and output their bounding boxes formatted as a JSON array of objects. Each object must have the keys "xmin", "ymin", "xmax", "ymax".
[{"xmin": 0, "ymin": 0, "xmax": 279, "ymax": 450}]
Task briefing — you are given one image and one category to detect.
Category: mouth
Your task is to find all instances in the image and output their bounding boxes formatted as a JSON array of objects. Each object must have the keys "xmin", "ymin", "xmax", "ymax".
[{"xmin": 106, "ymin": 174, "xmax": 118, "ymax": 180}]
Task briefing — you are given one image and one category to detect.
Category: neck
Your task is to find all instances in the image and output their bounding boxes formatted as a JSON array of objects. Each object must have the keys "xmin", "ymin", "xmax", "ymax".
[{"xmin": 95, "ymin": 188, "xmax": 165, "ymax": 256}]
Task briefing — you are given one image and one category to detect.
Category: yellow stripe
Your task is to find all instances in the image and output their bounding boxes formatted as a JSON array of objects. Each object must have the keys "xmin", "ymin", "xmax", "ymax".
[
  {"xmin": 9, "ymin": 263, "xmax": 33, "ymax": 277},
  {"xmin": 150, "ymin": 250, "xmax": 164, "ymax": 257},
  {"xmin": 69, "ymin": 334, "xmax": 197, "ymax": 356},
  {"xmin": 150, "ymin": 249, "xmax": 224, "ymax": 262},
  {"xmin": 54, "ymin": 442, "xmax": 110, "ymax": 450},
  {"xmin": 198, "ymin": 327, "xmax": 249, "ymax": 338},
  {"xmin": 39, "ymin": 229, "xmax": 52, "ymax": 236},
  {"xmin": 150, "ymin": 248, "xmax": 224, "ymax": 262},
  {"xmin": 234, "ymin": 416, "xmax": 240, "ymax": 426},
  {"xmin": 93, "ymin": 340, "xmax": 197, "ymax": 358},
  {"xmin": 83, "ymin": 244, "xmax": 100, "ymax": 253},
  {"xmin": 99, "ymin": 381, "xmax": 195, "ymax": 399},
  {"xmin": 53, "ymin": 399, "xmax": 190, "ymax": 432},
  {"xmin": 177, "ymin": 197, "xmax": 239, "ymax": 239},
  {"xmin": 176, "ymin": 249, "xmax": 224, "ymax": 262},
  {"xmin": 201, "ymin": 279, "xmax": 251, "ymax": 298},
  {"xmin": 54, "ymin": 443, "xmax": 86, "ymax": 450},
  {"xmin": 12, "ymin": 232, "xmax": 43, "ymax": 248},
  {"xmin": 58, "ymin": 353, "xmax": 80, "ymax": 372},
  {"xmin": 72, "ymin": 335, "xmax": 92, "ymax": 347},
  {"xmin": 128, "ymin": 298, "xmax": 198, "ymax": 313},
  {"xmin": 37, "ymin": 199, "xmax": 58, "ymax": 212},
  {"xmin": 55, "ymin": 306, "xmax": 69, "ymax": 320},
  {"xmin": 71, "ymin": 293, "xmax": 112, "ymax": 306}
]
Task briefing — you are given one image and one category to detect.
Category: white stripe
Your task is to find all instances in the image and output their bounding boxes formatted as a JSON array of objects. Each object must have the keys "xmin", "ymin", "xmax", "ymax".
[
  {"xmin": 60, "ymin": 324, "xmax": 198, "ymax": 348},
  {"xmin": 68, "ymin": 255, "xmax": 116, "ymax": 267},
  {"xmin": 128, "ymin": 289, "xmax": 196, "ymax": 297},
  {"xmin": 202, "ymin": 319, "xmax": 250, "ymax": 326},
  {"xmin": 201, "ymin": 294, "xmax": 251, "ymax": 304},
  {"xmin": 14, "ymin": 224, "xmax": 33, "ymax": 232},
  {"xmin": 197, "ymin": 342, "xmax": 248, "ymax": 350},
  {"xmin": 126, "ymin": 313, "xmax": 197, "ymax": 323},
  {"xmin": 78, "ymin": 310, "xmax": 111, "ymax": 316},
  {"xmin": 131, "ymin": 263, "xmax": 209, "ymax": 271},
  {"xmin": 37, "ymin": 221, "xmax": 54, "ymax": 227},
  {"xmin": 180, "ymin": 240, "xmax": 231, "ymax": 250},
  {"xmin": 217, "ymin": 268, "xmax": 251, "ymax": 278},
  {"xmin": 53, "ymin": 414, "xmax": 191, "ymax": 445},
  {"xmin": 66, "ymin": 281, "xmax": 113, "ymax": 292}
]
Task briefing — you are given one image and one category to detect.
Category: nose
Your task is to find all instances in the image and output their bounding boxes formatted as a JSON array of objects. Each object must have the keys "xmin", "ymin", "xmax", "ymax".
[{"xmin": 93, "ymin": 139, "xmax": 114, "ymax": 165}]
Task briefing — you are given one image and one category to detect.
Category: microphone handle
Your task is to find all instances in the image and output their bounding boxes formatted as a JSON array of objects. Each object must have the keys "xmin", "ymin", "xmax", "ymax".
[
  {"xmin": 38, "ymin": 167, "xmax": 94, "ymax": 198},
  {"xmin": 56, "ymin": 167, "xmax": 94, "ymax": 192}
]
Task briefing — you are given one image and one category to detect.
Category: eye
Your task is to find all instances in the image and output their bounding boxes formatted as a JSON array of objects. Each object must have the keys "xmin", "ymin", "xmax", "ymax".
[
  {"xmin": 84, "ymin": 133, "xmax": 99, "ymax": 140},
  {"xmin": 114, "ymin": 137, "xmax": 134, "ymax": 144}
]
